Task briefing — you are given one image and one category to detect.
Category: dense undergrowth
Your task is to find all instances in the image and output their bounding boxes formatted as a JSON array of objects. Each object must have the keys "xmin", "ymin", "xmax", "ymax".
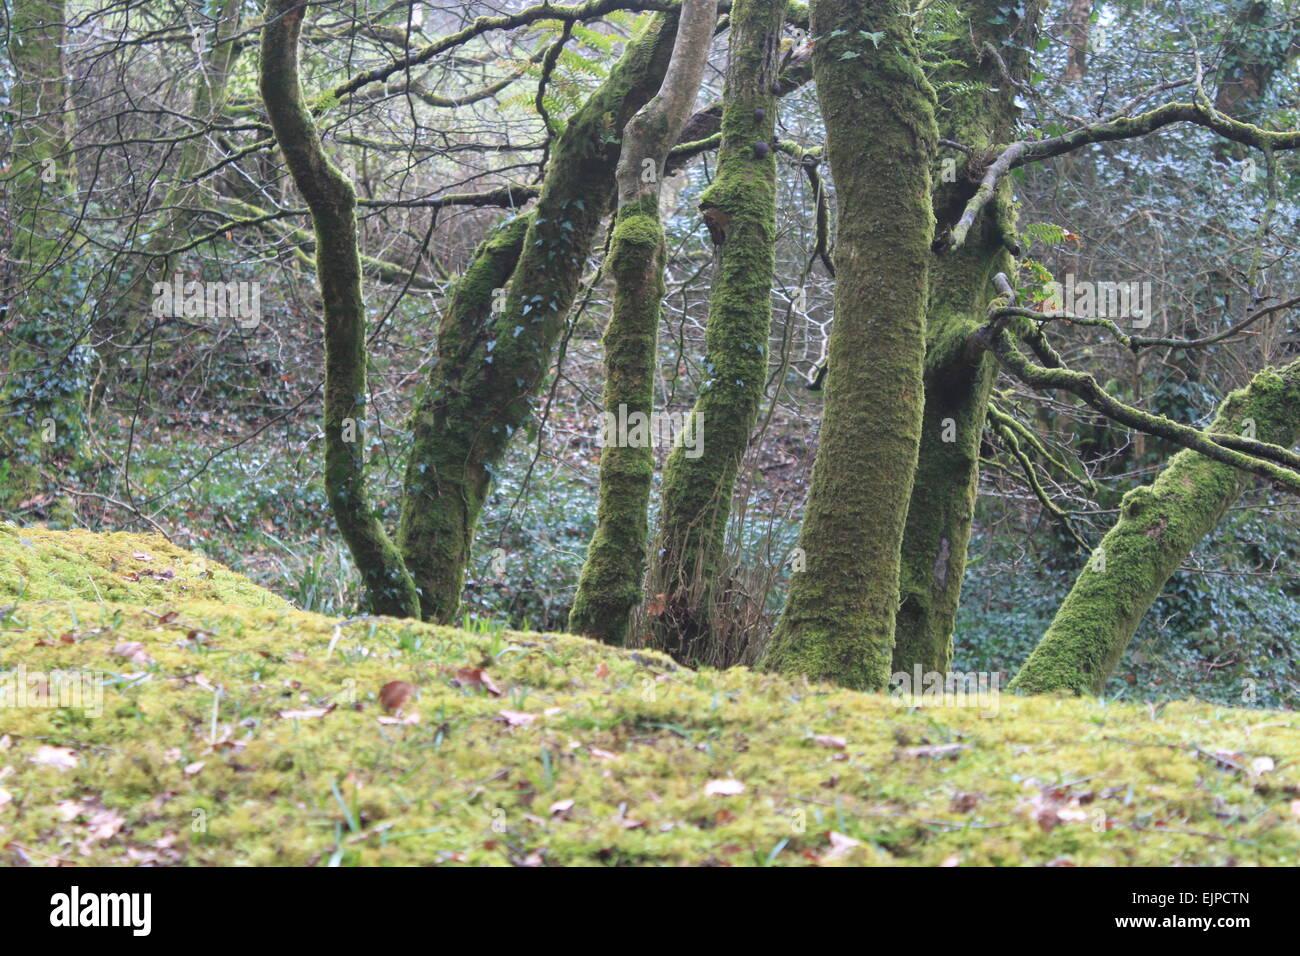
[
  {"xmin": 2, "ymin": 522, "xmax": 1298, "ymax": 866},
  {"xmin": 957, "ymin": 502, "xmax": 1300, "ymax": 710}
]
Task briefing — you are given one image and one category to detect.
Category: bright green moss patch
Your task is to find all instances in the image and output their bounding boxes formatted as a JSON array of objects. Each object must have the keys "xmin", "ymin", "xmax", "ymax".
[
  {"xmin": 0, "ymin": 522, "xmax": 288, "ymax": 609},
  {"xmin": 1, "ymin": 527, "xmax": 1298, "ymax": 866}
]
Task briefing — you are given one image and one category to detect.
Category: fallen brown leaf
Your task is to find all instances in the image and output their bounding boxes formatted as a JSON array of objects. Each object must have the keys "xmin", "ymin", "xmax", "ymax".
[
  {"xmin": 112, "ymin": 642, "xmax": 154, "ymax": 666},
  {"xmin": 377, "ymin": 712, "xmax": 421, "ymax": 726},
  {"xmin": 453, "ymin": 667, "xmax": 502, "ymax": 697},
  {"xmin": 379, "ymin": 680, "xmax": 415, "ymax": 713}
]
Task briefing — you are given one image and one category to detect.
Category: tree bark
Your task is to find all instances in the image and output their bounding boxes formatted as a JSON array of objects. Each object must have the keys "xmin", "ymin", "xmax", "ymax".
[
  {"xmin": 893, "ymin": 1, "xmax": 1042, "ymax": 675},
  {"xmin": 1214, "ymin": 1, "xmax": 1300, "ymax": 120},
  {"xmin": 570, "ymin": 0, "xmax": 719, "ymax": 644},
  {"xmin": 1010, "ymin": 358, "xmax": 1300, "ymax": 695},
  {"xmin": 644, "ymin": 0, "xmax": 786, "ymax": 664},
  {"xmin": 0, "ymin": 0, "xmax": 87, "ymax": 514},
  {"xmin": 1059, "ymin": 0, "xmax": 1092, "ymax": 82},
  {"xmin": 396, "ymin": 11, "xmax": 683, "ymax": 623},
  {"xmin": 260, "ymin": 0, "xmax": 421, "ymax": 616},
  {"xmin": 763, "ymin": 0, "xmax": 937, "ymax": 690}
]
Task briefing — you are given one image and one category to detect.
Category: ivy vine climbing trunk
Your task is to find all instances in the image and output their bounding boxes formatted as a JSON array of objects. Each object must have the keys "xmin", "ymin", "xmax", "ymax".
[
  {"xmin": 0, "ymin": 0, "xmax": 89, "ymax": 514},
  {"xmin": 1010, "ymin": 358, "xmax": 1300, "ymax": 695},
  {"xmin": 892, "ymin": 1, "xmax": 1042, "ymax": 676},
  {"xmin": 395, "ymin": 11, "xmax": 683, "ymax": 623},
  {"xmin": 644, "ymin": 0, "xmax": 786, "ymax": 664},
  {"xmin": 569, "ymin": 0, "xmax": 719, "ymax": 645},
  {"xmin": 763, "ymin": 0, "xmax": 938, "ymax": 690},
  {"xmin": 260, "ymin": 0, "xmax": 421, "ymax": 617}
]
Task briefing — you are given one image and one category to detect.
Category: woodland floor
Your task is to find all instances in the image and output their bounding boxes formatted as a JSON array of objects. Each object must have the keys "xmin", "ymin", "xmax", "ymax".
[{"xmin": 1, "ymin": 521, "xmax": 1298, "ymax": 866}]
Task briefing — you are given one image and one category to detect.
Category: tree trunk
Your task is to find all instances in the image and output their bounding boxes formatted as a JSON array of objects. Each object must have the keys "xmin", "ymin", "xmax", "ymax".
[
  {"xmin": 892, "ymin": 222, "xmax": 1007, "ymax": 675},
  {"xmin": 570, "ymin": 0, "xmax": 718, "ymax": 645},
  {"xmin": 892, "ymin": 1, "xmax": 1042, "ymax": 674},
  {"xmin": 0, "ymin": 0, "xmax": 87, "ymax": 515},
  {"xmin": 763, "ymin": 0, "xmax": 937, "ymax": 690},
  {"xmin": 260, "ymin": 0, "xmax": 421, "ymax": 617},
  {"xmin": 644, "ymin": 0, "xmax": 786, "ymax": 664},
  {"xmin": 1010, "ymin": 358, "xmax": 1300, "ymax": 695},
  {"xmin": 396, "ymin": 11, "xmax": 684, "ymax": 623},
  {"xmin": 1059, "ymin": 0, "xmax": 1092, "ymax": 82},
  {"xmin": 1214, "ymin": 1, "xmax": 1300, "ymax": 120}
]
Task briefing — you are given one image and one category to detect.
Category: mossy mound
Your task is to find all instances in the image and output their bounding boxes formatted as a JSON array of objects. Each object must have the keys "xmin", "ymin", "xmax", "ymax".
[
  {"xmin": 1, "ymin": 524, "xmax": 1297, "ymax": 866},
  {"xmin": 0, "ymin": 522, "xmax": 287, "ymax": 609}
]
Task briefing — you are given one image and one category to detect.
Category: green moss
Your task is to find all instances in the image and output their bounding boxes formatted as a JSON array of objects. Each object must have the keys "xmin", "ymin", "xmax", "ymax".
[
  {"xmin": 570, "ymin": 203, "xmax": 667, "ymax": 644},
  {"xmin": 764, "ymin": 0, "xmax": 938, "ymax": 690},
  {"xmin": 1011, "ymin": 359, "xmax": 1300, "ymax": 695},
  {"xmin": 893, "ymin": 2, "xmax": 1043, "ymax": 675},
  {"xmin": 894, "ymin": 185, "xmax": 1012, "ymax": 675},
  {"xmin": 0, "ymin": 522, "xmax": 288, "ymax": 609},
  {"xmin": 2, "ymin": 528, "xmax": 1298, "ymax": 866},
  {"xmin": 397, "ymin": 12, "xmax": 683, "ymax": 624},
  {"xmin": 608, "ymin": 211, "xmax": 663, "ymax": 257},
  {"xmin": 396, "ymin": 215, "xmax": 532, "ymax": 622},
  {"xmin": 261, "ymin": 0, "xmax": 419, "ymax": 618},
  {"xmin": 0, "ymin": 0, "xmax": 89, "ymax": 510},
  {"xmin": 646, "ymin": 0, "xmax": 787, "ymax": 665}
]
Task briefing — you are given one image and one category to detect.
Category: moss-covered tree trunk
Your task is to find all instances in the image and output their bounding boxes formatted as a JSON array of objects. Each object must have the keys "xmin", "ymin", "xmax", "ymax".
[
  {"xmin": 762, "ymin": 0, "xmax": 937, "ymax": 690},
  {"xmin": 0, "ymin": 0, "xmax": 88, "ymax": 513},
  {"xmin": 260, "ymin": 0, "xmax": 420, "ymax": 617},
  {"xmin": 892, "ymin": 225, "xmax": 1007, "ymax": 676},
  {"xmin": 570, "ymin": 0, "xmax": 718, "ymax": 645},
  {"xmin": 643, "ymin": 0, "xmax": 786, "ymax": 664},
  {"xmin": 396, "ymin": 12, "xmax": 683, "ymax": 623},
  {"xmin": 892, "ymin": 1, "xmax": 1041, "ymax": 675},
  {"xmin": 1010, "ymin": 358, "xmax": 1300, "ymax": 695}
]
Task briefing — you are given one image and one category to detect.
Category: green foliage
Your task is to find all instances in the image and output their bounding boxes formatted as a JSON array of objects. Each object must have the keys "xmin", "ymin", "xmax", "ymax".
[
  {"xmin": 1019, "ymin": 221, "xmax": 1067, "ymax": 248},
  {"xmin": 909, "ymin": 0, "xmax": 993, "ymax": 102},
  {"xmin": 1013, "ymin": 257, "xmax": 1058, "ymax": 305},
  {"xmin": 464, "ymin": 444, "xmax": 598, "ymax": 634},
  {"xmin": 503, "ymin": 18, "xmax": 622, "ymax": 122},
  {"xmin": 956, "ymin": 507, "xmax": 1300, "ymax": 709}
]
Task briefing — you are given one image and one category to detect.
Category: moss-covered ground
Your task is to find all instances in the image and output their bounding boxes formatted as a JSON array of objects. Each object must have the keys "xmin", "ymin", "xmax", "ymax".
[{"xmin": 1, "ymin": 521, "xmax": 1297, "ymax": 866}]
